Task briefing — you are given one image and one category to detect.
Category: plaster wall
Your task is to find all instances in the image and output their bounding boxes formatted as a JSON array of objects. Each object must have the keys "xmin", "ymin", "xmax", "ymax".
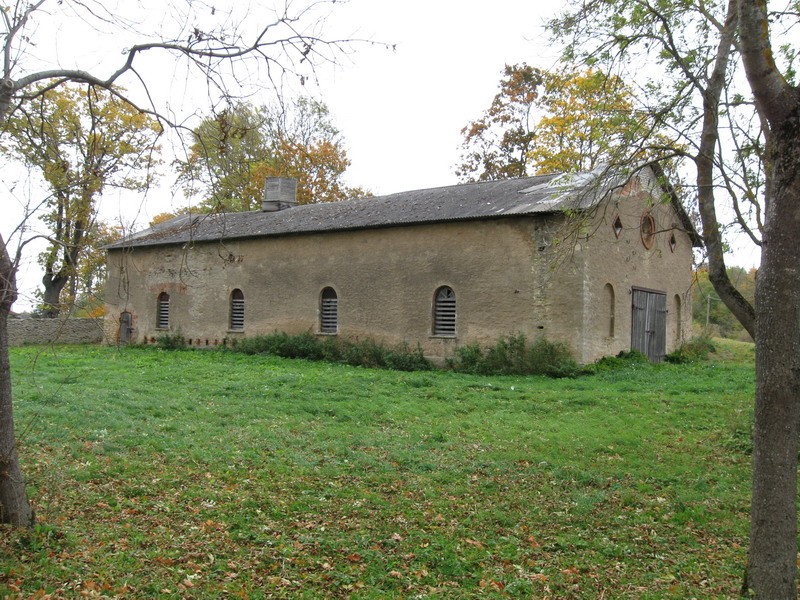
[{"xmin": 105, "ymin": 218, "xmax": 583, "ymax": 360}]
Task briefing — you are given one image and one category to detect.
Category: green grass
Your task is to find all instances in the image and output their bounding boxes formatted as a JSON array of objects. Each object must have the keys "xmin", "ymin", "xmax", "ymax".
[{"xmin": 1, "ymin": 340, "xmax": 757, "ymax": 598}]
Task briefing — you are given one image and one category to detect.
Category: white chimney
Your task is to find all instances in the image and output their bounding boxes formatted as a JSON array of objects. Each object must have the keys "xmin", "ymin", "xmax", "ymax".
[{"xmin": 262, "ymin": 177, "xmax": 298, "ymax": 212}]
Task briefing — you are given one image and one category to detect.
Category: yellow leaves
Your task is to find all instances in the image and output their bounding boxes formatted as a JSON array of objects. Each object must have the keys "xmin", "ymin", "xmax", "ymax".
[{"xmin": 458, "ymin": 63, "xmax": 642, "ymax": 179}]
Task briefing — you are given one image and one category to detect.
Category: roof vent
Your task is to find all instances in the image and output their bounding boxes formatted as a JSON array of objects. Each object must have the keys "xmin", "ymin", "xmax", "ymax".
[{"xmin": 262, "ymin": 177, "xmax": 297, "ymax": 212}]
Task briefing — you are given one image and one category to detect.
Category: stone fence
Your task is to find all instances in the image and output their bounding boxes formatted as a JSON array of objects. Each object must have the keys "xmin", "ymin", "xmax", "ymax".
[{"xmin": 7, "ymin": 317, "xmax": 104, "ymax": 346}]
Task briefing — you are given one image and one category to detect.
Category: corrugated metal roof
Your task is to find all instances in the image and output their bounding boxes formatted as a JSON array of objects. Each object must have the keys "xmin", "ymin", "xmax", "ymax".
[{"xmin": 108, "ymin": 167, "xmax": 699, "ymax": 249}]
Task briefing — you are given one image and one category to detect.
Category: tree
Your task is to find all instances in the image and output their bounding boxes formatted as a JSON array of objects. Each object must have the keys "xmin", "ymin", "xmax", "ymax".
[
  {"xmin": 528, "ymin": 69, "xmax": 641, "ymax": 174},
  {"xmin": 456, "ymin": 64, "xmax": 648, "ymax": 181},
  {"xmin": 177, "ymin": 97, "xmax": 368, "ymax": 211},
  {"xmin": 3, "ymin": 85, "xmax": 161, "ymax": 317},
  {"xmin": 738, "ymin": 1, "xmax": 800, "ymax": 596},
  {"xmin": 456, "ymin": 64, "xmax": 544, "ymax": 181},
  {"xmin": 0, "ymin": 0, "xmax": 357, "ymax": 527},
  {"xmin": 70, "ymin": 220, "xmax": 124, "ymax": 315},
  {"xmin": 549, "ymin": 0, "xmax": 799, "ymax": 594}
]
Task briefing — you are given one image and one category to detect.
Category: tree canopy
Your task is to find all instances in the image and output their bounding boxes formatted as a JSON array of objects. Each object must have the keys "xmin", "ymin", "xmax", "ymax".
[
  {"xmin": 176, "ymin": 97, "xmax": 368, "ymax": 212},
  {"xmin": 3, "ymin": 85, "xmax": 161, "ymax": 317},
  {"xmin": 456, "ymin": 64, "xmax": 651, "ymax": 181}
]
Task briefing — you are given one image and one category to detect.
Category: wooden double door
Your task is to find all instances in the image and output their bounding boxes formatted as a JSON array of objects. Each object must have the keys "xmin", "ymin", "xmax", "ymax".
[{"xmin": 631, "ymin": 288, "xmax": 667, "ymax": 362}]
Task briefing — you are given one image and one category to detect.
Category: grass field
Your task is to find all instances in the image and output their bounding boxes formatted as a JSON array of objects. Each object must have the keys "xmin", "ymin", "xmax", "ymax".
[{"xmin": 1, "ymin": 340, "xmax": 757, "ymax": 598}]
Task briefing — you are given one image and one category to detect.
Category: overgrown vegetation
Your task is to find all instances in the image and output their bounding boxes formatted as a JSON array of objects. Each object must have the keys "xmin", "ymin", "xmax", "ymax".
[
  {"xmin": 447, "ymin": 333, "xmax": 581, "ymax": 378},
  {"xmin": 2, "ymin": 340, "xmax": 756, "ymax": 597},
  {"xmin": 665, "ymin": 335, "xmax": 717, "ymax": 364},
  {"xmin": 156, "ymin": 332, "xmax": 188, "ymax": 350},
  {"xmin": 230, "ymin": 331, "xmax": 432, "ymax": 372},
  {"xmin": 167, "ymin": 330, "xmax": 720, "ymax": 375}
]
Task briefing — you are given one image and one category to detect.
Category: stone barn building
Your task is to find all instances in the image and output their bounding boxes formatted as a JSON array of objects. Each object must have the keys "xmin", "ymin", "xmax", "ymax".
[{"xmin": 104, "ymin": 165, "xmax": 700, "ymax": 363}]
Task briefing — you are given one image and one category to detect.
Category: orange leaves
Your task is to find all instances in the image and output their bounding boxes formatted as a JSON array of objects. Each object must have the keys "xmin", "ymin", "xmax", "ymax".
[
  {"xmin": 178, "ymin": 97, "xmax": 367, "ymax": 212},
  {"xmin": 479, "ymin": 578, "xmax": 506, "ymax": 590}
]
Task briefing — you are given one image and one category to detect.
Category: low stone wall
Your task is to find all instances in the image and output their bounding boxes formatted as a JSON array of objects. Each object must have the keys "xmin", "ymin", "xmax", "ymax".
[{"xmin": 7, "ymin": 318, "xmax": 104, "ymax": 346}]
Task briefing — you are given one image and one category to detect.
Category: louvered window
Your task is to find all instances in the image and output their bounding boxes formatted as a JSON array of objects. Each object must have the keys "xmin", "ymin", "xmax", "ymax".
[
  {"xmin": 156, "ymin": 292, "xmax": 170, "ymax": 329},
  {"xmin": 320, "ymin": 287, "xmax": 338, "ymax": 334},
  {"xmin": 433, "ymin": 286, "xmax": 456, "ymax": 336},
  {"xmin": 230, "ymin": 289, "xmax": 245, "ymax": 330}
]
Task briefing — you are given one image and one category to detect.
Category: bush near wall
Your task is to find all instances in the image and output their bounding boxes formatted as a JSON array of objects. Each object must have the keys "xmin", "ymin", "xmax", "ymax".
[
  {"xmin": 446, "ymin": 333, "xmax": 581, "ymax": 378},
  {"xmin": 222, "ymin": 331, "xmax": 579, "ymax": 378},
  {"xmin": 217, "ymin": 331, "xmax": 433, "ymax": 372}
]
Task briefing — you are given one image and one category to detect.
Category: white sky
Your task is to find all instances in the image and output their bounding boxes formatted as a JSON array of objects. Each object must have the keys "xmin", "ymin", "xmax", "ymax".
[
  {"xmin": 315, "ymin": 0, "xmax": 564, "ymax": 195},
  {"xmin": 3, "ymin": 0, "xmax": 760, "ymax": 311}
]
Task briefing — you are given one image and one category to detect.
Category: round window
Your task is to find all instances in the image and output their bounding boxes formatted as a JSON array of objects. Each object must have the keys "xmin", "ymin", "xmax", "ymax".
[{"xmin": 640, "ymin": 213, "xmax": 656, "ymax": 249}]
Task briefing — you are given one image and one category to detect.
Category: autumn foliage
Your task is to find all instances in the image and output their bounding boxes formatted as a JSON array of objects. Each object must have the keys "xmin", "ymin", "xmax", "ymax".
[
  {"xmin": 176, "ymin": 98, "xmax": 368, "ymax": 212},
  {"xmin": 457, "ymin": 65, "xmax": 651, "ymax": 181}
]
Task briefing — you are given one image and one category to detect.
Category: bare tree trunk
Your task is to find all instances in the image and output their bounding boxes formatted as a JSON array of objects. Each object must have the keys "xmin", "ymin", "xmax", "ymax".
[
  {"xmin": 745, "ymin": 120, "xmax": 800, "ymax": 598},
  {"xmin": 41, "ymin": 270, "xmax": 68, "ymax": 318},
  {"xmin": 0, "ymin": 234, "xmax": 34, "ymax": 527},
  {"xmin": 737, "ymin": 0, "xmax": 800, "ymax": 595}
]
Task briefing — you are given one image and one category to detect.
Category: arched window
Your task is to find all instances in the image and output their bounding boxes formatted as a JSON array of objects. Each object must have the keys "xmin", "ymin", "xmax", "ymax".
[
  {"xmin": 603, "ymin": 283, "xmax": 615, "ymax": 338},
  {"xmin": 673, "ymin": 294, "xmax": 683, "ymax": 344},
  {"xmin": 433, "ymin": 286, "xmax": 456, "ymax": 336},
  {"xmin": 320, "ymin": 287, "xmax": 338, "ymax": 334},
  {"xmin": 156, "ymin": 292, "xmax": 170, "ymax": 329},
  {"xmin": 669, "ymin": 232, "xmax": 677, "ymax": 253},
  {"xmin": 230, "ymin": 289, "xmax": 245, "ymax": 331}
]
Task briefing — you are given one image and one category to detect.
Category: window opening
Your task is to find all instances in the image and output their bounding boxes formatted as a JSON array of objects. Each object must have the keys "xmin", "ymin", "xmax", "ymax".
[
  {"xmin": 230, "ymin": 289, "xmax": 245, "ymax": 330},
  {"xmin": 320, "ymin": 287, "xmax": 338, "ymax": 333},
  {"xmin": 612, "ymin": 215, "xmax": 623, "ymax": 238},
  {"xmin": 673, "ymin": 294, "xmax": 683, "ymax": 345},
  {"xmin": 668, "ymin": 232, "xmax": 677, "ymax": 252},
  {"xmin": 640, "ymin": 213, "xmax": 656, "ymax": 249},
  {"xmin": 433, "ymin": 286, "xmax": 457, "ymax": 336},
  {"xmin": 156, "ymin": 292, "xmax": 170, "ymax": 329},
  {"xmin": 604, "ymin": 283, "xmax": 615, "ymax": 338}
]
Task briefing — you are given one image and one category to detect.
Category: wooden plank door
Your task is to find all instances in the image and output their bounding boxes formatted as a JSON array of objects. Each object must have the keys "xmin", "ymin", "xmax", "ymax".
[
  {"xmin": 119, "ymin": 311, "xmax": 133, "ymax": 344},
  {"xmin": 631, "ymin": 289, "xmax": 667, "ymax": 362}
]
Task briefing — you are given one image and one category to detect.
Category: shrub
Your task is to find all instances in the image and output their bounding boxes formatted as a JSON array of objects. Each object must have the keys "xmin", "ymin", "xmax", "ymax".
[
  {"xmin": 591, "ymin": 349, "xmax": 650, "ymax": 371},
  {"xmin": 448, "ymin": 333, "xmax": 580, "ymax": 378},
  {"xmin": 446, "ymin": 343, "xmax": 484, "ymax": 374},
  {"xmin": 156, "ymin": 332, "xmax": 187, "ymax": 350},
  {"xmin": 229, "ymin": 331, "xmax": 433, "ymax": 372},
  {"xmin": 384, "ymin": 344, "xmax": 432, "ymax": 372},
  {"xmin": 342, "ymin": 338, "xmax": 387, "ymax": 368},
  {"xmin": 665, "ymin": 335, "xmax": 716, "ymax": 363}
]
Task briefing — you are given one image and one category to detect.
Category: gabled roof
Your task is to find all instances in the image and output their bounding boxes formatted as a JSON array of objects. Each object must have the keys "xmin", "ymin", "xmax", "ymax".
[{"xmin": 108, "ymin": 166, "xmax": 702, "ymax": 249}]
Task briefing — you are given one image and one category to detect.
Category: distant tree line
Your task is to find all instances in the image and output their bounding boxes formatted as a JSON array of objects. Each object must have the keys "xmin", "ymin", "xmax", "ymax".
[{"xmin": 693, "ymin": 266, "xmax": 756, "ymax": 342}]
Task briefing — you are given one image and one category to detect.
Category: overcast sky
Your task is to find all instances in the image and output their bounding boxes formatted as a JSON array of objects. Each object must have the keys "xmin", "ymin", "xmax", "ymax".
[{"xmin": 315, "ymin": 0, "xmax": 565, "ymax": 196}]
